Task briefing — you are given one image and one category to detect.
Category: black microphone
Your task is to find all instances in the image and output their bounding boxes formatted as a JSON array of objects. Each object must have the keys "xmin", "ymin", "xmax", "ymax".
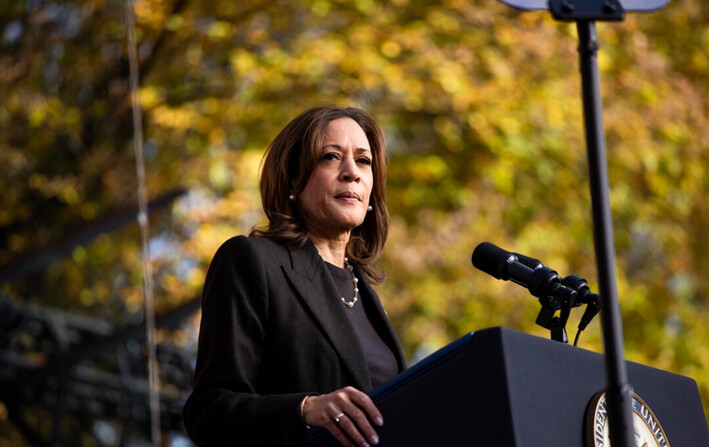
[
  {"xmin": 472, "ymin": 242, "xmax": 532, "ymax": 282},
  {"xmin": 515, "ymin": 254, "xmax": 594, "ymax": 307},
  {"xmin": 512, "ymin": 251, "xmax": 544, "ymax": 271},
  {"xmin": 512, "ymin": 249, "xmax": 603, "ymax": 334},
  {"xmin": 562, "ymin": 274, "xmax": 602, "ymax": 330},
  {"xmin": 472, "ymin": 242, "xmax": 576, "ymax": 309},
  {"xmin": 561, "ymin": 274, "xmax": 601, "ymax": 307}
]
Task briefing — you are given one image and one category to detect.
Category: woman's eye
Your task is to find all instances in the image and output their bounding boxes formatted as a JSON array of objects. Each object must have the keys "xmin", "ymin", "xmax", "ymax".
[
  {"xmin": 322, "ymin": 153, "xmax": 339, "ymax": 161},
  {"xmin": 357, "ymin": 158, "xmax": 372, "ymax": 166}
]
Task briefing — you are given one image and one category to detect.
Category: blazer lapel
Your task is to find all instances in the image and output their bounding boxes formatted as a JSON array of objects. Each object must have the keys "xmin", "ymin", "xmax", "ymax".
[{"xmin": 282, "ymin": 241, "xmax": 373, "ymax": 391}]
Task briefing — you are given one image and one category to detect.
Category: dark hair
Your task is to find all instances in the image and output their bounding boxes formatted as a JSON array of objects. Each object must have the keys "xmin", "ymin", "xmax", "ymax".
[{"xmin": 250, "ymin": 106, "xmax": 389, "ymax": 282}]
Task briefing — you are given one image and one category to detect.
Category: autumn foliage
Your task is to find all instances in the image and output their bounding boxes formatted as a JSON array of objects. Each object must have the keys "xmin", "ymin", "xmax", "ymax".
[{"xmin": 1, "ymin": 0, "xmax": 707, "ymax": 444}]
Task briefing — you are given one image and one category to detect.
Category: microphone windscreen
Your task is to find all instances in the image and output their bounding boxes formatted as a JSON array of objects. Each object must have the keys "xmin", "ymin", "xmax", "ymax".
[{"xmin": 472, "ymin": 242, "xmax": 512, "ymax": 280}]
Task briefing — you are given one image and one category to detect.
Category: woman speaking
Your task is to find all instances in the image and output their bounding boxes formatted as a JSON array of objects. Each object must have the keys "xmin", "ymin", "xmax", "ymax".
[{"xmin": 183, "ymin": 106, "xmax": 407, "ymax": 447}]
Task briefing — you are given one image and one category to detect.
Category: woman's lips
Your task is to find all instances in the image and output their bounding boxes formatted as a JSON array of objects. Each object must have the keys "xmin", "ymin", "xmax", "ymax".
[{"xmin": 335, "ymin": 191, "xmax": 361, "ymax": 202}]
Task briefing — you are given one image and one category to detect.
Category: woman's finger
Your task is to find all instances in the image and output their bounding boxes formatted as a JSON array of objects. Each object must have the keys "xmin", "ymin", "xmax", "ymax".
[
  {"xmin": 334, "ymin": 407, "xmax": 379, "ymax": 447},
  {"xmin": 347, "ymin": 389, "xmax": 384, "ymax": 427},
  {"xmin": 325, "ymin": 417, "xmax": 356, "ymax": 447},
  {"xmin": 329, "ymin": 412, "xmax": 368, "ymax": 447}
]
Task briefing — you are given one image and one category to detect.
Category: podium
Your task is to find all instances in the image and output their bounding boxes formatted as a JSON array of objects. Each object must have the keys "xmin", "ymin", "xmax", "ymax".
[{"xmin": 301, "ymin": 327, "xmax": 708, "ymax": 446}]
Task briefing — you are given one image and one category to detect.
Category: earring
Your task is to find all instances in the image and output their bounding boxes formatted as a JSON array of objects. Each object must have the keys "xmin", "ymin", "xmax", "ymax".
[
  {"xmin": 367, "ymin": 205, "xmax": 373, "ymax": 212},
  {"xmin": 289, "ymin": 194, "xmax": 295, "ymax": 201}
]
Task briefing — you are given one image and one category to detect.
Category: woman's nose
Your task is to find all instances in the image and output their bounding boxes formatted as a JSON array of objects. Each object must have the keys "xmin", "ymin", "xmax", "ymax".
[{"xmin": 339, "ymin": 157, "xmax": 360, "ymax": 182}]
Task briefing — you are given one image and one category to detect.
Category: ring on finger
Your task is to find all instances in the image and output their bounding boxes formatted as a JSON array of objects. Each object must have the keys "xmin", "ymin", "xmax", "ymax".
[{"xmin": 334, "ymin": 412, "xmax": 345, "ymax": 423}]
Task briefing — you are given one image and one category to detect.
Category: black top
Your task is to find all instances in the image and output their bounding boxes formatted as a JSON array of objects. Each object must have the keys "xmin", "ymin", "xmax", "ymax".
[{"xmin": 325, "ymin": 262, "xmax": 399, "ymax": 389}]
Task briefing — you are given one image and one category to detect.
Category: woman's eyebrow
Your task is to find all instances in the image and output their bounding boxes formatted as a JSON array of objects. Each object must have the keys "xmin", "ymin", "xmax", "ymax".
[{"xmin": 322, "ymin": 144, "xmax": 371, "ymax": 153}]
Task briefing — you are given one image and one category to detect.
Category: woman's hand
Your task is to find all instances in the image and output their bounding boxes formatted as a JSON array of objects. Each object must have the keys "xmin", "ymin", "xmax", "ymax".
[{"xmin": 302, "ymin": 386, "xmax": 383, "ymax": 447}]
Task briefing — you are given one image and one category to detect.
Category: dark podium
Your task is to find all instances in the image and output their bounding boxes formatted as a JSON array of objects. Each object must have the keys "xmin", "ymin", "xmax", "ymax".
[{"xmin": 301, "ymin": 327, "xmax": 708, "ymax": 446}]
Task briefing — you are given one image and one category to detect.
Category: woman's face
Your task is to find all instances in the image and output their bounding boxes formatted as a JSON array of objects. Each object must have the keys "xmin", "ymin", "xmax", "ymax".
[{"xmin": 298, "ymin": 118, "xmax": 374, "ymax": 239}]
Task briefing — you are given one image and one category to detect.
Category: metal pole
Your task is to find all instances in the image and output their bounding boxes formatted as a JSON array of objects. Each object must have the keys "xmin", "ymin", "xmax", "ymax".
[
  {"xmin": 125, "ymin": 1, "xmax": 162, "ymax": 445},
  {"xmin": 577, "ymin": 20, "xmax": 635, "ymax": 447}
]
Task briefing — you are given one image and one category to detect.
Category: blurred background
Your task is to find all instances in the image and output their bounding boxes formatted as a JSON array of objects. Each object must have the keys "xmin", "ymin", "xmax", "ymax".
[{"xmin": 1, "ymin": 0, "xmax": 707, "ymax": 445}]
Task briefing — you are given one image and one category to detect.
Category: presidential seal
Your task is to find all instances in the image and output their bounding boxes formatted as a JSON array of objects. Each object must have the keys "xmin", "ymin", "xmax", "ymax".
[{"xmin": 585, "ymin": 391, "xmax": 670, "ymax": 447}]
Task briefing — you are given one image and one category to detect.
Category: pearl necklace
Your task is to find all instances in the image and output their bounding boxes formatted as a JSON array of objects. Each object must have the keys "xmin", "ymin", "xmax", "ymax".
[{"xmin": 342, "ymin": 257, "xmax": 359, "ymax": 308}]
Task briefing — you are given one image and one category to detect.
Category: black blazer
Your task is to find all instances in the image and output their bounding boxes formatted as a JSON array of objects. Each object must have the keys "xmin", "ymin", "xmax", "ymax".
[{"xmin": 183, "ymin": 236, "xmax": 406, "ymax": 446}]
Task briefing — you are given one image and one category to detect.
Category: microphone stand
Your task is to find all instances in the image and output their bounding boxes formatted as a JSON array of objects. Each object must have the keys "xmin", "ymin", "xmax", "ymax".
[{"xmin": 495, "ymin": 1, "xmax": 669, "ymax": 446}]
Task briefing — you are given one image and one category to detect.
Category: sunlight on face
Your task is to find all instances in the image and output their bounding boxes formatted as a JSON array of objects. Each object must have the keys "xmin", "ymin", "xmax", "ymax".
[{"xmin": 298, "ymin": 118, "xmax": 373, "ymax": 240}]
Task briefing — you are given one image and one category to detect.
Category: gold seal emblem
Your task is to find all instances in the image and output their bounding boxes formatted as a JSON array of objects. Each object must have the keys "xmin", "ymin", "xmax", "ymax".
[{"xmin": 586, "ymin": 391, "xmax": 670, "ymax": 447}]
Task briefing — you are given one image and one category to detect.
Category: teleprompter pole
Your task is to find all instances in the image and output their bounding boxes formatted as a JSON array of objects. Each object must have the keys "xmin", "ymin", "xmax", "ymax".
[
  {"xmin": 495, "ymin": 2, "xmax": 669, "ymax": 446},
  {"xmin": 576, "ymin": 20, "xmax": 634, "ymax": 447}
]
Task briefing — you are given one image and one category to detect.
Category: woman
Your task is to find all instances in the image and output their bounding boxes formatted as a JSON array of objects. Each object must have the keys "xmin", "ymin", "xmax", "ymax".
[{"xmin": 183, "ymin": 106, "xmax": 407, "ymax": 447}]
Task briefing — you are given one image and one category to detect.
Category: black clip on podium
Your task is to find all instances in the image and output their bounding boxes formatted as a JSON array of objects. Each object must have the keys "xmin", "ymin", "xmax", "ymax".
[{"xmin": 494, "ymin": 1, "xmax": 670, "ymax": 447}]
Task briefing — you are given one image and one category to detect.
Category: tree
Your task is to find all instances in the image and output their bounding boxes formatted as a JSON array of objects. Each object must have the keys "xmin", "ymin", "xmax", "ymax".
[{"xmin": 1, "ymin": 0, "xmax": 707, "ymax": 444}]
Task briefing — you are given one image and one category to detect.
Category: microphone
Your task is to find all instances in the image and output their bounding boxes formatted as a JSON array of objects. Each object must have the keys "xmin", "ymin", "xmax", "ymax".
[
  {"xmin": 563, "ymin": 274, "xmax": 602, "ymax": 331},
  {"xmin": 561, "ymin": 274, "xmax": 601, "ymax": 307},
  {"xmin": 514, "ymin": 254, "xmax": 603, "ymax": 332},
  {"xmin": 513, "ymin": 253, "xmax": 600, "ymax": 306},
  {"xmin": 512, "ymin": 251, "xmax": 544, "ymax": 271},
  {"xmin": 513, "ymin": 252, "xmax": 603, "ymax": 322},
  {"xmin": 472, "ymin": 242, "xmax": 576, "ymax": 310},
  {"xmin": 473, "ymin": 242, "xmax": 603, "ymax": 345}
]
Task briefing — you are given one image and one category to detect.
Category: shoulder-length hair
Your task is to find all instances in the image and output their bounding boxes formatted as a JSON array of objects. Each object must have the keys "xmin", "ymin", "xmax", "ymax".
[{"xmin": 250, "ymin": 106, "xmax": 389, "ymax": 282}]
